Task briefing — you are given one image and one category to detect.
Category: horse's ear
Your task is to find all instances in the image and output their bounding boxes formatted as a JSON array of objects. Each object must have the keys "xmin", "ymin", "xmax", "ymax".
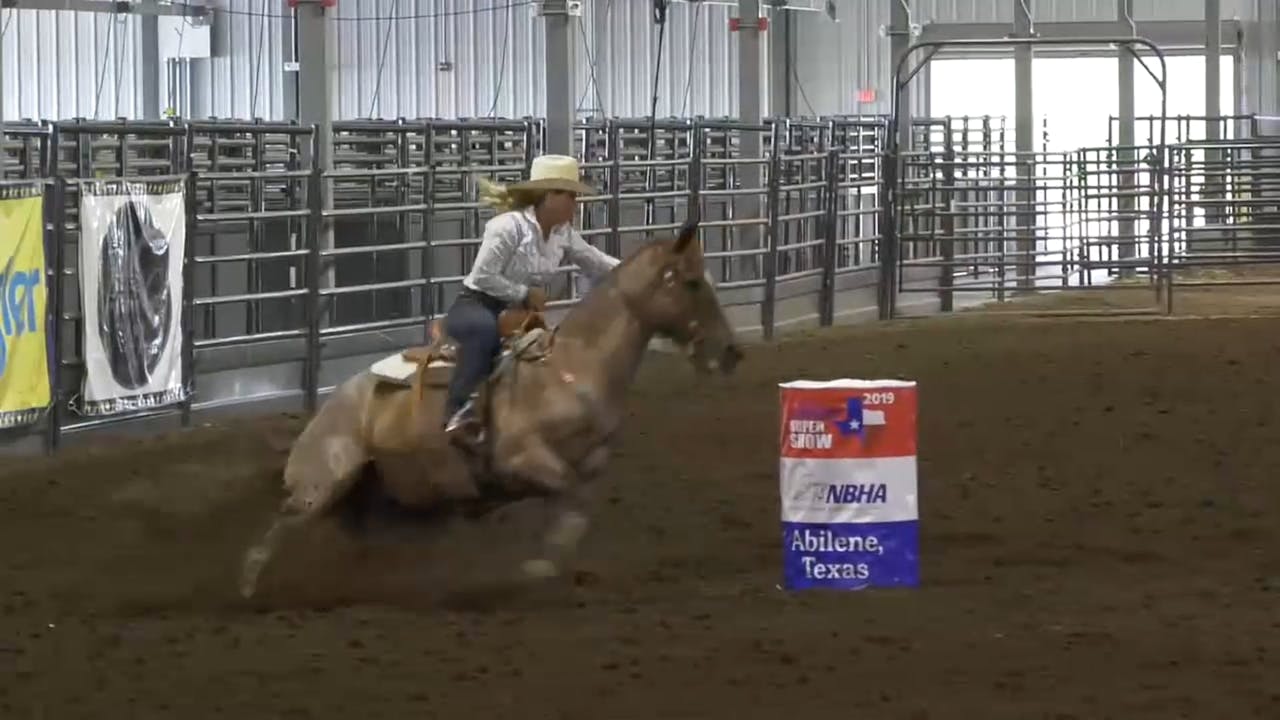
[{"xmin": 674, "ymin": 214, "xmax": 701, "ymax": 254}]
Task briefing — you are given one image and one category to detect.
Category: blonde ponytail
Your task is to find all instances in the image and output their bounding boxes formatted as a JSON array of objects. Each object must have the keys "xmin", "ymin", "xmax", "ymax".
[
  {"xmin": 476, "ymin": 175, "xmax": 545, "ymax": 213},
  {"xmin": 476, "ymin": 176, "xmax": 515, "ymax": 212}
]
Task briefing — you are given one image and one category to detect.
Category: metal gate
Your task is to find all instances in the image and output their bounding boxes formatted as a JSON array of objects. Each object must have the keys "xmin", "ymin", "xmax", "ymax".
[{"xmin": 881, "ymin": 36, "xmax": 1172, "ymax": 318}]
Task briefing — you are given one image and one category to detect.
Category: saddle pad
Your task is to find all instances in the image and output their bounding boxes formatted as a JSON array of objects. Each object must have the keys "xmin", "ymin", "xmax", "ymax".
[{"xmin": 370, "ymin": 352, "xmax": 452, "ymax": 386}]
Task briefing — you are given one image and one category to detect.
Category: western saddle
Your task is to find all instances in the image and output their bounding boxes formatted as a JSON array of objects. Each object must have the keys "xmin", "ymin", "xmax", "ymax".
[{"xmin": 401, "ymin": 307, "xmax": 550, "ymax": 384}]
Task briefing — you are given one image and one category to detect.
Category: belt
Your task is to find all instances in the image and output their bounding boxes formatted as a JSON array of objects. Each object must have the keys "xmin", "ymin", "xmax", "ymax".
[{"xmin": 459, "ymin": 286, "xmax": 507, "ymax": 313}]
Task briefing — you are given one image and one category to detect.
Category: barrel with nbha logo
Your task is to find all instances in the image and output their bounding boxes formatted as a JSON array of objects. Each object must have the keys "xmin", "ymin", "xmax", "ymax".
[{"xmin": 778, "ymin": 379, "xmax": 919, "ymax": 590}]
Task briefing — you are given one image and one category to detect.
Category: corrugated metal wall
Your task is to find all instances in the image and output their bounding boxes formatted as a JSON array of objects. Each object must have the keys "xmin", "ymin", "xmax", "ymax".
[
  {"xmin": 0, "ymin": 0, "xmax": 1275, "ymax": 123},
  {"xmin": 1, "ymin": 0, "xmax": 767, "ymax": 123},
  {"xmin": 332, "ymin": 0, "xmax": 547, "ymax": 120},
  {"xmin": 583, "ymin": 0, "xmax": 765, "ymax": 119},
  {"xmin": 182, "ymin": 0, "xmax": 768, "ymax": 121},
  {"xmin": 1240, "ymin": 0, "xmax": 1279, "ymax": 116},
  {"xmin": 328, "ymin": 0, "xmax": 765, "ymax": 120},
  {"xmin": 0, "ymin": 7, "xmax": 147, "ymax": 121},
  {"xmin": 191, "ymin": 0, "xmax": 288, "ymax": 120},
  {"xmin": 793, "ymin": 0, "xmax": 901, "ymax": 116}
]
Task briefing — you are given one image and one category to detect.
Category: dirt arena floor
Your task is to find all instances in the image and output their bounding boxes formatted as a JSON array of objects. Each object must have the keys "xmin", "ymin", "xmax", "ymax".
[{"xmin": 2, "ymin": 283, "xmax": 1279, "ymax": 719}]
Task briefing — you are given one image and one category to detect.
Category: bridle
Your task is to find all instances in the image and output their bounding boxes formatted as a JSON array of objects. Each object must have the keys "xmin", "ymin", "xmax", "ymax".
[{"xmin": 629, "ymin": 260, "xmax": 710, "ymax": 353}]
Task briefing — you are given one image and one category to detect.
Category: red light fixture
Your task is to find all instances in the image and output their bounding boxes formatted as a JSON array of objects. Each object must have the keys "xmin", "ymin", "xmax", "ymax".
[{"xmin": 729, "ymin": 17, "xmax": 769, "ymax": 32}]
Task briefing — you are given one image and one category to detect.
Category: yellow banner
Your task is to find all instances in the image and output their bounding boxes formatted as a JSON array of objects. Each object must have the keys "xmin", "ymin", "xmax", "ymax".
[{"xmin": 0, "ymin": 191, "xmax": 50, "ymax": 428}]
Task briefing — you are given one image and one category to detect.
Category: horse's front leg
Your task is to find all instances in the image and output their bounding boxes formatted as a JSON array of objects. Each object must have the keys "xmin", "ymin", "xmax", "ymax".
[
  {"xmin": 520, "ymin": 490, "xmax": 591, "ymax": 580},
  {"xmin": 498, "ymin": 438, "xmax": 605, "ymax": 580},
  {"xmin": 520, "ymin": 445, "xmax": 608, "ymax": 580}
]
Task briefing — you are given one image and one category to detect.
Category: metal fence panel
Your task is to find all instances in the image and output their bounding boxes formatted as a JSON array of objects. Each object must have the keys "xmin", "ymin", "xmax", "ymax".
[{"xmin": 9, "ymin": 110, "xmax": 1280, "ymax": 453}]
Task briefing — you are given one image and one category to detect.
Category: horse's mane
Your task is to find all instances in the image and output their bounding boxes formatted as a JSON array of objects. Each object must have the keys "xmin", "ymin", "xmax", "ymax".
[
  {"xmin": 571, "ymin": 216, "xmax": 697, "ymax": 308},
  {"xmin": 575, "ymin": 237, "xmax": 671, "ymax": 298}
]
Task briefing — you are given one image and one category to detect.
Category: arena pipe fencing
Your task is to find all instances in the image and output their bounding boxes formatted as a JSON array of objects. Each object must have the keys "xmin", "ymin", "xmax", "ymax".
[
  {"xmin": 4, "ymin": 110, "xmax": 1280, "ymax": 455},
  {"xmin": 883, "ymin": 35, "xmax": 1171, "ymax": 319},
  {"xmin": 0, "ymin": 115, "xmax": 880, "ymax": 453}
]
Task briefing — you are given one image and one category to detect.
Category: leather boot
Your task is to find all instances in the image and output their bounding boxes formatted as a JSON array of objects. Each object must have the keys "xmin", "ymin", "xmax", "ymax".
[{"xmin": 444, "ymin": 398, "xmax": 483, "ymax": 455}]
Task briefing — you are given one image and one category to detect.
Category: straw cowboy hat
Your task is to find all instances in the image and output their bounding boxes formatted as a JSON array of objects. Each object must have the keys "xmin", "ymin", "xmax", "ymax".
[{"xmin": 509, "ymin": 154, "xmax": 596, "ymax": 196}]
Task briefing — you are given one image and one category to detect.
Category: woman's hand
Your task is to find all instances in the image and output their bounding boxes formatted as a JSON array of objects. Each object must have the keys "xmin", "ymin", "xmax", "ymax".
[{"xmin": 524, "ymin": 286, "xmax": 548, "ymax": 311}]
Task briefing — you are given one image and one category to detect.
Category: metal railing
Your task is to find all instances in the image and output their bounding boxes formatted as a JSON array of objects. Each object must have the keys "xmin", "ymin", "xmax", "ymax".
[{"xmin": 5, "ymin": 112, "xmax": 1280, "ymax": 454}]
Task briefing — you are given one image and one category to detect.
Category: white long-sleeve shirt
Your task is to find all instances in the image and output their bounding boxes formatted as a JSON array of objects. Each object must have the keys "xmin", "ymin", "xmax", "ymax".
[{"xmin": 462, "ymin": 206, "xmax": 621, "ymax": 303}]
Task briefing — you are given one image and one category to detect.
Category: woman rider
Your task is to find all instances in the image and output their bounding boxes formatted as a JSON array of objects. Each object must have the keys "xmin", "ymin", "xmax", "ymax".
[{"xmin": 443, "ymin": 154, "xmax": 620, "ymax": 446}]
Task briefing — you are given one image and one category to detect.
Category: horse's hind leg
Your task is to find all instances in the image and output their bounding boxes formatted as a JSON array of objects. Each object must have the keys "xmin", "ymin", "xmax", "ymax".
[
  {"xmin": 239, "ymin": 438, "xmax": 365, "ymax": 599},
  {"xmin": 239, "ymin": 380, "xmax": 372, "ymax": 598},
  {"xmin": 239, "ymin": 453, "xmax": 359, "ymax": 599},
  {"xmin": 238, "ymin": 501, "xmax": 309, "ymax": 599}
]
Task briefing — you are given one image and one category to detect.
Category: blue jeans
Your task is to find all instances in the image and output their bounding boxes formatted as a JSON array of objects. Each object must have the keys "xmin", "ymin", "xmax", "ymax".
[{"xmin": 442, "ymin": 289, "xmax": 503, "ymax": 421}]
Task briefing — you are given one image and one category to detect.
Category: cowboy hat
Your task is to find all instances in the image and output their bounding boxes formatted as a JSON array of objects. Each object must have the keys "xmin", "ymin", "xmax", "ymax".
[{"xmin": 508, "ymin": 154, "xmax": 596, "ymax": 196}]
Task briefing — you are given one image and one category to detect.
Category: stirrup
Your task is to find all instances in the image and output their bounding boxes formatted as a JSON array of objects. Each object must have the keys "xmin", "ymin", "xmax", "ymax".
[
  {"xmin": 444, "ymin": 402, "xmax": 484, "ymax": 456},
  {"xmin": 444, "ymin": 396, "xmax": 478, "ymax": 432},
  {"xmin": 444, "ymin": 410, "xmax": 470, "ymax": 434}
]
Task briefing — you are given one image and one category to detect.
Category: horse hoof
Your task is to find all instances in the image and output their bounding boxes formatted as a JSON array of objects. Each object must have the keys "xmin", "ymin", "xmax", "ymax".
[
  {"xmin": 239, "ymin": 551, "xmax": 268, "ymax": 599},
  {"xmin": 238, "ymin": 567, "xmax": 262, "ymax": 599},
  {"xmin": 520, "ymin": 558, "xmax": 559, "ymax": 580},
  {"xmin": 238, "ymin": 574, "xmax": 259, "ymax": 600}
]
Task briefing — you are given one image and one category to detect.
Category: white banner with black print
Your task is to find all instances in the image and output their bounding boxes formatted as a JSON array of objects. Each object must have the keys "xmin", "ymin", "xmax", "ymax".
[{"xmin": 77, "ymin": 178, "xmax": 189, "ymax": 416}]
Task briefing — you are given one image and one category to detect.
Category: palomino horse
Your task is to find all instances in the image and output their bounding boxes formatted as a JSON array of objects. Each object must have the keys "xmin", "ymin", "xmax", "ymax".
[{"xmin": 238, "ymin": 216, "xmax": 742, "ymax": 599}]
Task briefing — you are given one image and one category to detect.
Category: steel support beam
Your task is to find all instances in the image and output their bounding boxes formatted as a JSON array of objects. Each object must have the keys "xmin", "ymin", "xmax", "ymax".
[
  {"xmin": 540, "ymin": 0, "xmax": 576, "ymax": 156},
  {"xmin": 1116, "ymin": 0, "xmax": 1136, "ymax": 272},
  {"xmin": 738, "ymin": 0, "xmax": 762, "ymax": 126},
  {"xmin": 1251, "ymin": 0, "xmax": 1280, "ymax": 120},
  {"xmin": 736, "ymin": 0, "xmax": 763, "ymax": 280},
  {"xmin": 888, "ymin": 0, "xmax": 911, "ymax": 156},
  {"xmin": 1232, "ymin": 34, "xmax": 1244, "ymax": 128},
  {"xmin": 878, "ymin": 0, "xmax": 913, "ymax": 321},
  {"xmin": 0, "ymin": 0, "xmax": 208, "ymax": 16},
  {"xmin": 768, "ymin": 4, "xmax": 791, "ymax": 117},
  {"xmin": 1270, "ymin": 0, "xmax": 1280, "ymax": 118},
  {"xmin": 282, "ymin": 8, "xmax": 299, "ymax": 122},
  {"xmin": 1013, "ymin": 0, "xmax": 1035, "ymax": 290},
  {"xmin": 140, "ymin": 14, "xmax": 161, "ymax": 119},
  {"xmin": 295, "ymin": 0, "xmax": 334, "ymax": 287},
  {"xmin": 920, "ymin": 19, "xmax": 1240, "ymax": 51},
  {"xmin": 1202, "ymin": 0, "xmax": 1224, "ymax": 240},
  {"xmin": 296, "ymin": 3, "xmax": 332, "ymax": 164},
  {"xmin": 1206, "ymin": 0, "xmax": 1222, "ymax": 138}
]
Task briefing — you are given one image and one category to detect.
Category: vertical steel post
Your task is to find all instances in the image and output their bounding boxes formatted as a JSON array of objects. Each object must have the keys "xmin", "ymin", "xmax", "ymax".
[
  {"xmin": 44, "ymin": 127, "xmax": 65, "ymax": 454},
  {"xmin": 1204, "ymin": 0, "xmax": 1223, "ymax": 237},
  {"xmin": 1116, "ymin": 0, "xmax": 1137, "ymax": 278},
  {"xmin": 762, "ymin": 131, "xmax": 781, "ymax": 341},
  {"xmin": 180, "ymin": 165, "xmax": 197, "ymax": 427},
  {"xmin": 541, "ymin": 0, "xmax": 576, "ymax": 156},
  {"xmin": 819, "ymin": 149, "xmax": 840, "ymax": 326},
  {"xmin": 1013, "ymin": 0, "xmax": 1036, "ymax": 291},
  {"xmin": 304, "ymin": 129, "xmax": 323, "ymax": 416}
]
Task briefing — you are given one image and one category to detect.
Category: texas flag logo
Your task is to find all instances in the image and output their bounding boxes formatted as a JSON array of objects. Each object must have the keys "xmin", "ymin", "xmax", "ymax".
[{"xmin": 833, "ymin": 397, "xmax": 865, "ymax": 438}]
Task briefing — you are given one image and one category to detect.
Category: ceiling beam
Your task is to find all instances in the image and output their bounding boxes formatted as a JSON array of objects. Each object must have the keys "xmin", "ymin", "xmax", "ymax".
[
  {"xmin": 0, "ymin": 0, "xmax": 209, "ymax": 18},
  {"xmin": 919, "ymin": 19, "xmax": 1241, "ymax": 51}
]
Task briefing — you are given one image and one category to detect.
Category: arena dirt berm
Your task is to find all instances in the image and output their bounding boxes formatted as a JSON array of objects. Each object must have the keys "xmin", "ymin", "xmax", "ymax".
[{"xmin": 1, "ymin": 286, "xmax": 1277, "ymax": 718}]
